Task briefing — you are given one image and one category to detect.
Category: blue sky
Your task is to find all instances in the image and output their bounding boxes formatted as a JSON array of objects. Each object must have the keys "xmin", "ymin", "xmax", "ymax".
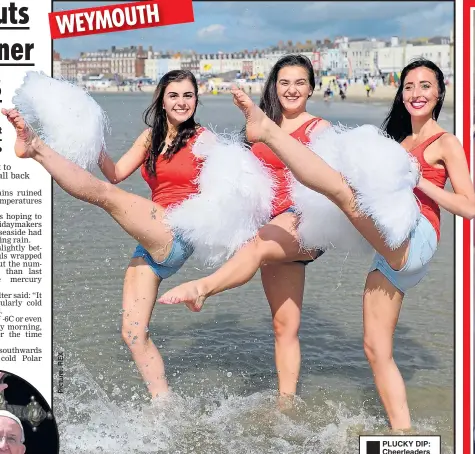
[{"xmin": 53, "ymin": 1, "xmax": 454, "ymax": 58}]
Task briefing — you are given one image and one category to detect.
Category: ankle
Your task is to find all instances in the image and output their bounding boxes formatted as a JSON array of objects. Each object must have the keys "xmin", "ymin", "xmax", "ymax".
[
  {"xmin": 260, "ymin": 117, "xmax": 274, "ymax": 144},
  {"xmin": 389, "ymin": 424, "xmax": 412, "ymax": 434},
  {"xmin": 196, "ymin": 280, "xmax": 211, "ymax": 298}
]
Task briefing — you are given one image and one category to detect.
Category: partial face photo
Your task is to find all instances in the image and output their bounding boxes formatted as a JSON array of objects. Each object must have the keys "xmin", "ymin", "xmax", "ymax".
[{"xmin": 0, "ymin": 414, "xmax": 25, "ymax": 454}]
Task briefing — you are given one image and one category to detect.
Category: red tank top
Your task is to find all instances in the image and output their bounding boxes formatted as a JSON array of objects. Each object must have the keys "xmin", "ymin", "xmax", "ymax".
[
  {"xmin": 410, "ymin": 132, "xmax": 447, "ymax": 241},
  {"xmin": 141, "ymin": 128, "xmax": 205, "ymax": 209},
  {"xmin": 252, "ymin": 118, "xmax": 322, "ymax": 217}
]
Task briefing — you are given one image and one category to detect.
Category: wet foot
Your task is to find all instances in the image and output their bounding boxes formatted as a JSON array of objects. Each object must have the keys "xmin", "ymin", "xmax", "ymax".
[
  {"xmin": 158, "ymin": 281, "xmax": 207, "ymax": 312},
  {"xmin": 1, "ymin": 108, "xmax": 38, "ymax": 158},
  {"xmin": 277, "ymin": 394, "xmax": 295, "ymax": 412}
]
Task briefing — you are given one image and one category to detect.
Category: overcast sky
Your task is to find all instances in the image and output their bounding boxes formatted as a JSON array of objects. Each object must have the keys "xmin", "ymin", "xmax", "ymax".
[{"xmin": 53, "ymin": 1, "xmax": 454, "ymax": 58}]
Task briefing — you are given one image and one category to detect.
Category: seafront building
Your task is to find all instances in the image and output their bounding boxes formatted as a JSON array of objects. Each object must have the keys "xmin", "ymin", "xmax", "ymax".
[{"xmin": 52, "ymin": 32, "xmax": 454, "ymax": 86}]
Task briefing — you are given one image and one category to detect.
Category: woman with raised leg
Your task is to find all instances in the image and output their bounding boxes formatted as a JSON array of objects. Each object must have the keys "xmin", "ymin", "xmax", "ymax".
[
  {"xmin": 160, "ymin": 59, "xmax": 475, "ymax": 429},
  {"xmin": 177, "ymin": 54, "xmax": 332, "ymax": 399},
  {"xmin": 250, "ymin": 55, "xmax": 330, "ymax": 399},
  {"xmin": 3, "ymin": 70, "xmax": 207, "ymax": 400}
]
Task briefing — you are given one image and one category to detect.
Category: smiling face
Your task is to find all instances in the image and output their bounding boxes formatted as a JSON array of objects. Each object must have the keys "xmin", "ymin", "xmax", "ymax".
[
  {"xmin": 402, "ymin": 66, "xmax": 440, "ymax": 119},
  {"xmin": 0, "ymin": 417, "xmax": 25, "ymax": 454},
  {"xmin": 163, "ymin": 79, "xmax": 197, "ymax": 126},
  {"xmin": 276, "ymin": 65, "xmax": 313, "ymax": 115}
]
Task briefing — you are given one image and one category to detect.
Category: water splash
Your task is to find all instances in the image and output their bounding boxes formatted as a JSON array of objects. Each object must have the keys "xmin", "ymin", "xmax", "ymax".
[{"xmin": 54, "ymin": 358, "xmax": 452, "ymax": 454}]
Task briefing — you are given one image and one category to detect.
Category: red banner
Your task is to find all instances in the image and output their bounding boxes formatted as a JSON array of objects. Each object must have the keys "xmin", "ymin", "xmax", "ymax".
[{"xmin": 49, "ymin": 0, "xmax": 194, "ymax": 39}]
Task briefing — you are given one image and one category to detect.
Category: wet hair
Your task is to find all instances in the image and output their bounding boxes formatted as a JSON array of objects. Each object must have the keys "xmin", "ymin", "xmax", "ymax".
[
  {"xmin": 260, "ymin": 54, "xmax": 316, "ymax": 126},
  {"xmin": 381, "ymin": 58, "xmax": 445, "ymax": 143},
  {"xmin": 143, "ymin": 69, "xmax": 200, "ymax": 176}
]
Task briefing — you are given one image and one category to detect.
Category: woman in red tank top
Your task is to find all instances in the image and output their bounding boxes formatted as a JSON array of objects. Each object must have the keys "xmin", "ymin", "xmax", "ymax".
[
  {"xmin": 3, "ymin": 70, "xmax": 206, "ymax": 400},
  {"xmin": 160, "ymin": 55, "xmax": 331, "ymax": 399},
  {"xmin": 223, "ymin": 59, "xmax": 475, "ymax": 430}
]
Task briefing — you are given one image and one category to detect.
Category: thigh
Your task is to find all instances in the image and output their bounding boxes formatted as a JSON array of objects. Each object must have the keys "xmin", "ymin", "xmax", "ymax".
[
  {"xmin": 369, "ymin": 215, "xmax": 437, "ymax": 293},
  {"xmin": 261, "ymin": 262, "xmax": 305, "ymax": 322},
  {"xmin": 105, "ymin": 185, "xmax": 175, "ymax": 263},
  {"xmin": 122, "ymin": 257, "xmax": 161, "ymax": 333},
  {"xmin": 363, "ymin": 270, "xmax": 404, "ymax": 351},
  {"xmin": 257, "ymin": 212, "xmax": 319, "ymax": 263}
]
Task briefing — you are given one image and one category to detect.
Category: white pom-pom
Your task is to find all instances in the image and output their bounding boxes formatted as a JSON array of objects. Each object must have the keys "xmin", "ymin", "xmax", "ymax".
[
  {"xmin": 335, "ymin": 124, "xmax": 420, "ymax": 249},
  {"xmin": 291, "ymin": 127, "xmax": 372, "ymax": 254},
  {"xmin": 303, "ymin": 124, "xmax": 420, "ymax": 250},
  {"xmin": 12, "ymin": 71, "xmax": 109, "ymax": 170},
  {"xmin": 165, "ymin": 130, "xmax": 275, "ymax": 266}
]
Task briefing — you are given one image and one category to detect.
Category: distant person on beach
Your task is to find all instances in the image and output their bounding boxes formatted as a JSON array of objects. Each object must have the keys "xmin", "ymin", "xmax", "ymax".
[
  {"xmin": 323, "ymin": 86, "xmax": 332, "ymax": 101},
  {"xmin": 0, "ymin": 411, "xmax": 25, "ymax": 453},
  {"xmin": 159, "ymin": 58, "xmax": 475, "ymax": 430}
]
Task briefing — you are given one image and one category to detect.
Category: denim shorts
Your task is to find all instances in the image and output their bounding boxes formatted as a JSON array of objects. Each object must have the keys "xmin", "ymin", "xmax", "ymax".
[
  {"xmin": 280, "ymin": 206, "xmax": 324, "ymax": 266},
  {"xmin": 369, "ymin": 214, "xmax": 437, "ymax": 293},
  {"xmin": 131, "ymin": 234, "xmax": 193, "ymax": 280}
]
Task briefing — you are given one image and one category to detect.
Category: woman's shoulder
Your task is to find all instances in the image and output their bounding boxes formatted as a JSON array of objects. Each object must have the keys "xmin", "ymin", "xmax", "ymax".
[
  {"xmin": 139, "ymin": 127, "xmax": 152, "ymax": 140},
  {"xmin": 437, "ymin": 131, "xmax": 463, "ymax": 155},
  {"xmin": 303, "ymin": 116, "xmax": 331, "ymax": 136},
  {"xmin": 438, "ymin": 130, "xmax": 457, "ymax": 144}
]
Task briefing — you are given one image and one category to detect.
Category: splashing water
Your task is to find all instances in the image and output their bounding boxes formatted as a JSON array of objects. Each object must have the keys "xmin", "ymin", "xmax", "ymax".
[{"xmin": 54, "ymin": 358, "xmax": 452, "ymax": 454}]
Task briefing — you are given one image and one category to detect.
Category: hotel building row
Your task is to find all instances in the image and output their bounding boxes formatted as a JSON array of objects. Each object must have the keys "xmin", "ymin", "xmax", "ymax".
[{"xmin": 53, "ymin": 34, "xmax": 454, "ymax": 84}]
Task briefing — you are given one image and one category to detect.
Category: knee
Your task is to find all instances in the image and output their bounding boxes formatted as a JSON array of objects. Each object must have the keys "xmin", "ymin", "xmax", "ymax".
[
  {"xmin": 92, "ymin": 180, "xmax": 116, "ymax": 208},
  {"xmin": 273, "ymin": 316, "xmax": 300, "ymax": 341},
  {"xmin": 363, "ymin": 336, "xmax": 393, "ymax": 366},
  {"xmin": 247, "ymin": 236, "xmax": 270, "ymax": 265},
  {"xmin": 121, "ymin": 321, "xmax": 149, "ymax": 351}
]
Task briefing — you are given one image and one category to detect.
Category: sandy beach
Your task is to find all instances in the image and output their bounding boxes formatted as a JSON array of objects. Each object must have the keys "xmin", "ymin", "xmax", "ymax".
[
  {"xmin": 88, "ymin": 82, "xmax": 454, "ymax": 107},
  {"xmin": 312, "ymin": 83, "xmax": 454, "ymax": 107}
]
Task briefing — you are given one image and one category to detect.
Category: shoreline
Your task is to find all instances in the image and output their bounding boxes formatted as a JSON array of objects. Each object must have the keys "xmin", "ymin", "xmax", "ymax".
[{"xmin": 89, "ymin": 84, "xmax": 454, "ymax": 109}]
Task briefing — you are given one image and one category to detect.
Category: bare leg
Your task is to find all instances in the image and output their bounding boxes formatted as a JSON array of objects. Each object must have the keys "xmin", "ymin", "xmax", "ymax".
[
  {"xmin": 230, "ymin": 88, "xmax": 411, "ymax": 270},
  {"xmin": 2, "ymin": 108, "xmax": 174, "ymax": 262},
  {"xmin": 261, "ymin": 262, "xmax": 305, "ymax": 397},
  {"xmin": 158, "ymin": 212, "xmax": 316, "ymax": 310},
  {"xmin": 363, "ymin": 270, "xmax": 410, "ymax": 429},
  {"xmin": 122, "ymin": 258, "xmax": 169, "ymax": 398}
]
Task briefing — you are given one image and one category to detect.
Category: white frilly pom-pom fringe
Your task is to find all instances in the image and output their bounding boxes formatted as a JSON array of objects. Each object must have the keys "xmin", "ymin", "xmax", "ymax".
[
  {"xmin": 336, "ymin": 124, "xmax": 420, "ymax": 249},
  {"xmin": 293, "ymin": 124, "xmax": 420, "ymax": 252},
  {"xmin": 290, "ymin": 126, "xmax": 372, "ymax": 254},
  {"xmin": 165, "ymin": 130, "xmax": 275, "ymax": 267},
  {"xmin": 12, "ymin": 71, "xmax": 109, "ymax": 170}
]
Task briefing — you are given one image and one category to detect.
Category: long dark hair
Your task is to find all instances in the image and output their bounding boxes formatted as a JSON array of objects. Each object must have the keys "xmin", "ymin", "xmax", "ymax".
[
  {"xmin": 143, "ymin": 69, "xmax": 200, "ymax": 176},
  {"xmin": 260, "ymin": 54, "xmax": 316, "ymax": 125},
  {"xmin": 381, "ymin": 58, "xmax": 446, "ymax": 143}
]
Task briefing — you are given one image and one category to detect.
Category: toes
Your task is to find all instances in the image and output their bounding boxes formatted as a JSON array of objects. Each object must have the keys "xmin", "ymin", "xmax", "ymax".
[{"xmin": 158, "ymin": 296, "xmax": 180, "ymax": 305}]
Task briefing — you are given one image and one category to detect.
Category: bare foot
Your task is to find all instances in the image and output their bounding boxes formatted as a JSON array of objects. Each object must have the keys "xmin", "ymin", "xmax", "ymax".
[
  {"xmin": 158, "ymin": 281, "xmax": 207, "ymax": 312},
  {"xmin": 1, "ymin": 108, "xmax": 39, "ymax": 158},
  {"xmin": 277, "ymin": 394, "xmax": 295, "ymax": 412},
  {"xmin": 230, "ymin": 87, "xmax": 272, "ymax": 143}
]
